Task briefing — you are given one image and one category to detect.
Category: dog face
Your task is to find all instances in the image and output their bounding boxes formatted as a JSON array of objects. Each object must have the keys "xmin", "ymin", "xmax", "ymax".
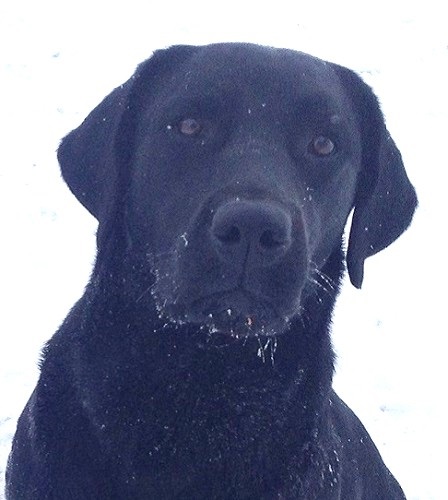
[
  {"xmin": 127, "ymin": 45, "xmax": 363, "ymax": 336},
  {"xmin": 58, "ymin": 43, "xmax": 417, "ymax": 338}
]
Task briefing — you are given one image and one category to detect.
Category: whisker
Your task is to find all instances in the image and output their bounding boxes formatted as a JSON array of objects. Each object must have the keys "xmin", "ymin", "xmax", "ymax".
[
  {"xmin": 308, "ymin": 262, "xmax": 337, "ymax": 298},
  {"xmin": 256, "ymin": 335, "xmax": 266, "ymax": 363},
  {"xmin": 313, "ymin": 267, "xmax": 336, "ymax": 291},
  {"xmin": 269, "ymin": 337, "xmax": 278, "ymax": 367},
  {"xmin": 136, "ymin": 286, "xmax": 153, "ymax": 303}
]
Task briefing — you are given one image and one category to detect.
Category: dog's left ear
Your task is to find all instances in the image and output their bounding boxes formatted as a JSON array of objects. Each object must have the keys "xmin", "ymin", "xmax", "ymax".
[{"xmin": 333, "ymin": 65, "xmax": 417, "ymax": 288}]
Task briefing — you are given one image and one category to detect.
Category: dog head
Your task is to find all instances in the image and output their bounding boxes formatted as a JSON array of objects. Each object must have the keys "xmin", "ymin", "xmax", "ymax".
[{"xmin": 58, "ymin": 43, "xmax": 417, "ymax": 337}]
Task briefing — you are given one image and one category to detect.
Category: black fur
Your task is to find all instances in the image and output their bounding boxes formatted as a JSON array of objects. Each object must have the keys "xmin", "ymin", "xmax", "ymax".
[{"xmin": 6, "ymin": 43, "xmax": 416, "ymax": 499}]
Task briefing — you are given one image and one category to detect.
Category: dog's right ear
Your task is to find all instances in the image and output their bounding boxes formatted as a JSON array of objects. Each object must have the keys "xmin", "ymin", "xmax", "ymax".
[
  {"xmin": 57, "ymin": 45, "xmax": 198, "ymax": 221},
  {"xmin": 57, "ymin": 81, "xmax": 131, "ymax": 219}
]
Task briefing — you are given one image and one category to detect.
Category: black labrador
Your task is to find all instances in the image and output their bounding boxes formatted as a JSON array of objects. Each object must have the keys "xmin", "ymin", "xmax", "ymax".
[{"xmin": 6, "ymin": 43, "xmax": 417, "ymax": 499}]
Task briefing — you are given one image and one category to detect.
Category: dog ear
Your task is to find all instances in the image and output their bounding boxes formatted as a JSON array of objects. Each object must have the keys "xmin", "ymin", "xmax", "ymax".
[
  {"xmin": 57, "ymin": 45, "xmax": 198, "ymax": 222},
  {"xmin": 334, "ymin": 66, "xmax": 417, "ymax": 288},
  {"xmin": 57, "ymin": 81, "xmax": 131, "ymax": 219}
]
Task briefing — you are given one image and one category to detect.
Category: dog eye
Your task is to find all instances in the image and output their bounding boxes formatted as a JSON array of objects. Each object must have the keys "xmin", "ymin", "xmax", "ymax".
[
  {"xmin": 309, "ymin": 136, "xmax": 335, "ymax": 156},
  {"xmin": 178, "ymin": 118, "xmax": 203, "ymax": 136}
]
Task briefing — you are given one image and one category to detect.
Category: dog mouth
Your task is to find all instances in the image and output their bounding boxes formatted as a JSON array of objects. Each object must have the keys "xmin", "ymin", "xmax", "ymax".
[
  {"xmin": 193, "ymin": 296, "xmax": 275, "ymax": 337},
  {"xmin": 159, "ymin": 289, "xmax": 291, "ymax": 338}
]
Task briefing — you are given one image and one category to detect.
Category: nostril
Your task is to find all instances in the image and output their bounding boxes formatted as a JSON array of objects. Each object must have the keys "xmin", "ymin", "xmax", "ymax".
[
  {"xmin": 216, "ymin": 225, "xmax": 241, "ymax": 245},
  {"xmin": 259, "ymin": 229, "xmax": 284, "ymax": 249}
]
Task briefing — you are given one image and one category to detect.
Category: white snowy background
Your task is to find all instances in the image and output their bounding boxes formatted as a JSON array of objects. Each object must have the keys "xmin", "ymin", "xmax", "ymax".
[{"xmin": 1, "ymin": 1, "xmax": 446, "ymax": 498}]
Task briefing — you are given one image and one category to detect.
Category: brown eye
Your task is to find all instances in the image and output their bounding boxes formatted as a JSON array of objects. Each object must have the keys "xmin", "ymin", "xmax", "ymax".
[
  {"xmin": 178, "ymin": 118, "xmax": 202, "ymax": 136},
  {"xmin": 310, "ymin": 136, "xmax": 335, "ymax": 156}
]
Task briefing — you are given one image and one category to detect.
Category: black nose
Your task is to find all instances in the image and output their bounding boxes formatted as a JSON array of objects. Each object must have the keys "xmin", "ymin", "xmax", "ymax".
[{"xmin": 211, "ymin": 200, "xmax": 292, "ymax": 268}]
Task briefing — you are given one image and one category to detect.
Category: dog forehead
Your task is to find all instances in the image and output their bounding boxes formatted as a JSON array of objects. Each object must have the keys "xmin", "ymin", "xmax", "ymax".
[
  {"xmin": 175, "ymin": 43, "xmax": 341, "ymax": 97},
  {"xmin": 148, "ymin": 44, "xmax": 354, "ymax": 121}
]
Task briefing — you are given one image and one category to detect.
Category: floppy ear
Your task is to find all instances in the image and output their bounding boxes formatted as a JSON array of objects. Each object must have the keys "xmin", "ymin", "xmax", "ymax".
[
  {"xmin": 57, "ymin": 81, "xmax": 132, "ymax": 220},
  {"xmin": 333, "ymin": 66, "xmax": 417, "ymax": 289},
  {"xmin": 57, "ymin": 45, "xmax": 198, "ymax": 223}
]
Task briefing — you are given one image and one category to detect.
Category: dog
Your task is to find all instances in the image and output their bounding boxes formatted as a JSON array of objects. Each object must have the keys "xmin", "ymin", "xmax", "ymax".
[{"xmin": 6, "ymin": 43, "xmax": 416, "ymax": 499}]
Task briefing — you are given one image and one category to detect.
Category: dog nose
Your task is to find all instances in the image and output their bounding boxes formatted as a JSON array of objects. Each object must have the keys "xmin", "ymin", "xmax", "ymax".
[{"xmin": 211, "ymin": 200, "xmax": 292, "ymax": 267}]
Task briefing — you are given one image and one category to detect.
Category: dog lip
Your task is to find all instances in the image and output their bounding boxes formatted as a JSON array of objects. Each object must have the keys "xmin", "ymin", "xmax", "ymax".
[
  {"xmin": 183, "ymin": 287, "xmax": 284, "ymax": 336},
  {"xmin": 190, "ymin": 287, "xmax": 276, "ymax": 316}
]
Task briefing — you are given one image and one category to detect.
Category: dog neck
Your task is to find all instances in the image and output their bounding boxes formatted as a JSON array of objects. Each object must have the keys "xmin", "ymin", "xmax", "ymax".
[{"xmin": 46, "ymin": 242, "xmax": 344, "ymax": 496}]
